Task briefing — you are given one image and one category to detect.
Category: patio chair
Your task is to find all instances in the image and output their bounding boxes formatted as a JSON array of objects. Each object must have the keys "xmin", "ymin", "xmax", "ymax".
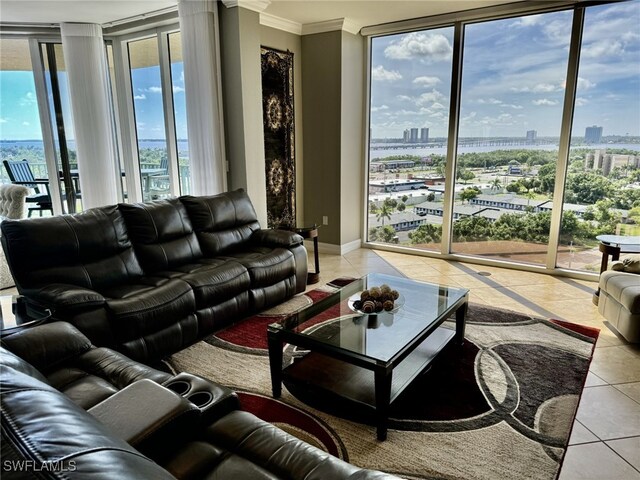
[
  {"xmin": 148, "ymin": 156, "xmax": 171, "ymax": 200},
  {"xmin": 2, "ymin": 160, "xmax": 53, "ymax": 217}
]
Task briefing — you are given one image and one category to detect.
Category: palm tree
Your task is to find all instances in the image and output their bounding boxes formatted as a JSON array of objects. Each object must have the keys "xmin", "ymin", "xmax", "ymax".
[
  {"xmin": 490, "ymin": 178, "xmax": 502, "ymax": 194},
  {"xmin": 376, "ymin": 203, "xmax": 393, "ymax": 225}
]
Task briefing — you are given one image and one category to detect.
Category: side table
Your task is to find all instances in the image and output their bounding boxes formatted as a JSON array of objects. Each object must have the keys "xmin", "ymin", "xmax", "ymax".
[
  {"xmin": 0, "ymin": 295, "xmax": 52, "ymax": 337},
  {"xmin": 294, "ymin": 225, "xmax": 320, "ymax": 284}
]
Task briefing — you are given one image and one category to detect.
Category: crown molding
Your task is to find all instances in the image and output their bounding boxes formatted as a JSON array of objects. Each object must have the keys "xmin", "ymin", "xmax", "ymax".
[
  {"xmin": 259, "ymin": 12, "xmax": 302, "ymax": 35},
  {"xmin": 221, "ymin": 0, "xmax": 271, "ymax": 13},
  {"xmin": 301, "ymin": 18, "xmax": 361, "ymax": 36}
]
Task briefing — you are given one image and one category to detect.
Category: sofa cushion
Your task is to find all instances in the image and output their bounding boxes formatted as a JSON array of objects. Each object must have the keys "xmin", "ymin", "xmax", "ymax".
[
  {"xmin": 180, "ymin": 261, "xmax": 250, "ymax": 309},
  {"xmin": 119, "ymin": 198, "xmax": 203, "ymax": 273},
  {"xmin": 1, "ymin": 205, "xmax": 143, "ymax": 290},
  {"xmin": 180, "ymin": 190, "xmax": 261, "ymax": 256},
  {"xmin": 223, "ymin": 248, "xmax": 296, "ymax": 288},
  {"xmin": 105, "ymin": 278, "xmax": 196, "ymax": 340},
  {"xmin": 599, "ymin": 270, "xmax": 640, "ymax": 314}
]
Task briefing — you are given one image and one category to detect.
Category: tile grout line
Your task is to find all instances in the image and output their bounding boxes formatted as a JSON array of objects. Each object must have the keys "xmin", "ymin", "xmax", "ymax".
[{"xmin": 601, "ymin": 439, "xmax": 640, "ymax": 474}]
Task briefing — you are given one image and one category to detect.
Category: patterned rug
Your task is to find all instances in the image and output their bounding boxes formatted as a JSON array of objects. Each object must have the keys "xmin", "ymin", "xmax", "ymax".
[{"xmin": 168, "ymin": 279, "xmax": 599, "ymax": 480}]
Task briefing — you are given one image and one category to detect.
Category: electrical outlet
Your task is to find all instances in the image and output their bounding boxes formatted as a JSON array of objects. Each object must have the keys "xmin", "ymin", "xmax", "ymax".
[{"xmin": 322, "ymin": 216, "xmax": 328, "ymax": 225}]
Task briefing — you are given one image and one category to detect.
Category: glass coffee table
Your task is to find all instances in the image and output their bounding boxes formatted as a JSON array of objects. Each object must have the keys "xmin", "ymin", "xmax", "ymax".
[{"xmin": 267, "ymin": 273, "xmax": 469, "ymax": 440}]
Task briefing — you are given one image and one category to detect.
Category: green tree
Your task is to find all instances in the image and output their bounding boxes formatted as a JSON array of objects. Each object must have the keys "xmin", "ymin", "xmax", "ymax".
[
  {"xmin": 452, "ymin": 216, "xmax": 492, "ymax": 242},
  {"xmin": 369, "ymin": 202, "xmax": 378, "ymax": 215},
  {"xmin": 409, "ymin": 224, "xmax": 442, "ymax": 244},
  {"xmin": 565, "ymin": 172, "xmax": 614, "ymax": 204},
  {"xmin": 426, "ymin": 192, "xmax": 436, "ymax": 202},
  {"xmin": 457, "ymin": 169, "xmax": 476, "ymax": 184},
  {"xmin": 369, "ymin": 225, "xmax": 397, "ymax": 243},
  {"xmin": 489, "ymin": 178, "xmax": 502, "ymax": 194},
  {"xmin": 376, "ymin": 203, "xmax": 393, "ymax": 225},
  {"xmin": 506, "ymin": 182, "xmax": 522, "ymax": 194},
  {"xmin": 401, "ymin": 195, "xmax": 409, "ymax": 203},
  {"xmin": 537, "ymin": 163, "xmax": 557, "ymax": 194},
  {"xmin": 397, "ymin": 202, "xmax": 406, "ymax": 212},
  {"xmin": 459, "ymin": 187, "xmax": 481, "ymax": 204}
]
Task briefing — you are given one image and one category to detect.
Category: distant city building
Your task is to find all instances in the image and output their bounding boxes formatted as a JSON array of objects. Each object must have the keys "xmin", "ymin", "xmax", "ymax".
[
  {"xmin": 587, "ymin": 149, "xmax": 605, "ymax": 171},
  {"xmin": 410, "ymin": 128, "xmax": 419, "ymax": 143},
  {"xmin": 526, "ymin": 130, "xmax": 537, "ymax": 143},
  {"xmin": 403, "ymin": 129, "xmax": 410, "ymax": 143},
  {"xmin": 420, "ymin": 128, "xmax": 429, "ymax": 143},
  {"xmin": 585, "ymin": 125, "xmax": 603, "ymax": 143}
]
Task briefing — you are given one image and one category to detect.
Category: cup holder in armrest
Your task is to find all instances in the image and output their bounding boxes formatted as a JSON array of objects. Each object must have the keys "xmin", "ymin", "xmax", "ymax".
[
  {"xmin": 187, "ymin": 391, "xmax": 213, "ymax": 408},
  {"xmin": 164, "ymin": 380, "xmax": 191, "ymax": 396}
]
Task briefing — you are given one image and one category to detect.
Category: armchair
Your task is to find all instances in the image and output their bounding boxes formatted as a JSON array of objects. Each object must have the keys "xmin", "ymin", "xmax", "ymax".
[
  {"xmin": 3, "ymin": 159, "xmax": 53, "ymax": 216},
  {"xmin": 598, "ymin": 254, "xmax": 640, "ymax": 343}
]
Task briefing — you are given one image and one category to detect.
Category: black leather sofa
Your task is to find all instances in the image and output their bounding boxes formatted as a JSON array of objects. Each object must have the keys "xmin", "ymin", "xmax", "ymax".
[
  {"xmin": 1, "ymin": 189, "xmax": 307, "ymax": 362},
  {"xmin": 1, "ymin": 323, "xmax": 398, "ymax": 479}
]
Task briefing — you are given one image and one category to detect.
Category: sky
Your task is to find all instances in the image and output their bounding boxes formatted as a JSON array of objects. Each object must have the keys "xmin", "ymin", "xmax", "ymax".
[
  {"xmin": 0, "ymin": 53, "xmax": 187, "ymax": 142},
  {"xmin": 369, "ymin": 1, "xmax": 640, "ymax": 139}
]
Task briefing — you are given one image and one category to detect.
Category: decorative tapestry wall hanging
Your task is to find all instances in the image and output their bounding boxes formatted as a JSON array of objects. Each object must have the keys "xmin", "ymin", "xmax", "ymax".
[{"xmin": 261, "ymin": 46, "xmax": 295, "ymax": 229}]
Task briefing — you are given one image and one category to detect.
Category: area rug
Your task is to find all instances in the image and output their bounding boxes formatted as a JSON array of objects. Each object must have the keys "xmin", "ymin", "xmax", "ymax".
[{"xmin": 168, "ymin": 279, "xmax": 599, "ymax": 480}]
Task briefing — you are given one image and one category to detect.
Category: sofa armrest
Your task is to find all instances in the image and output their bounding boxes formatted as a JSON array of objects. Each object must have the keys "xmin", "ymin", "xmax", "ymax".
[
  {"xmin": 0, "ymin": 322, "xmax": 93, "ymax": 372},
  {"xmin": 252, "ymin": 229, "xmax": 303, "ymax": 248},
  {"xmin": 88, "ymin": 379, "xmax": 201, "ymax": 458},
  {"xmin": 23, "ymin": 283, "xmax": 106, "ymax": 312}
]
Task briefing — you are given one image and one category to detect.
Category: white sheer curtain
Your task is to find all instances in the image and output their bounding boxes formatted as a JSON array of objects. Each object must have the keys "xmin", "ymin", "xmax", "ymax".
[
  {"xmin": 60, "ymin": 23, "xmax": 120, "ymax": 208},
  {"xmin": 178, "ymin": 0, "xmax": 227, "ymax": 195}
]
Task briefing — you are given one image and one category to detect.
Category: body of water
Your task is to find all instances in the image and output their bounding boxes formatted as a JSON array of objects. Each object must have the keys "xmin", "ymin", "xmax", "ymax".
[
  {"xmin": 0, "ymin": 139, "xmax": 189, "ymax": 152},
  {"xmin": 368, "ymin": 142, "xmax": 640, "ymax": 160}
]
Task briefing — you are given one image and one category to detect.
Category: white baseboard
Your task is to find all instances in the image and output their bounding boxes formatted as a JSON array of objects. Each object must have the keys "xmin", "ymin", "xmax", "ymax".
[{"xmin": 303, "ymin": 238, "xmax": 362, "ymax": 256}]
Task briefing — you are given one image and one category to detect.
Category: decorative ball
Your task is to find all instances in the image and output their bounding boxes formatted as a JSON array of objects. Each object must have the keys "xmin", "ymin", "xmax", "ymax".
[
  {"xmin": 390, "ymin": 289, "xmax": 400, "ymax": 300},
  {"xmin": 375, "ymin": 301, "xmax": 383, "ymax": 312},
  {"xmin": 360, "ymin": 290, "xmax": 370, "ymax": 301},
  {"xmin": 362, "ymin": 300, "xmax": 375, "ymax": 313},
  {"xmin": 352, "ymin": 300, "xmax": 362, "ymax": 310},
  {"xmin": 369, "ymin": 287, "xmax": 381, "ymax": 299},
  {"xmin": 383, "ymin": 300, "xmax": 394, "ymax": 311},
  {"xmin": 380, "ymin": 284, "xmax": 391, "ymax": 294}
]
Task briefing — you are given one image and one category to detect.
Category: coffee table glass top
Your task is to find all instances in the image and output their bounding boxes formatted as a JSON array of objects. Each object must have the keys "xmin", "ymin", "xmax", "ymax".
[{"xmin": 270, "ymin": 273, "xmax": 468, "ymax": 363}]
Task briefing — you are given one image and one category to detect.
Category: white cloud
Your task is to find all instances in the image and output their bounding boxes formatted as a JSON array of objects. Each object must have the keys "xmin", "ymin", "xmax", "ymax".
[
  {"xmin": 575, "ymin": 97, "xmax": 588, "ymax": 107},
  {"xmin": 416, "ymin": 89, "xmax": 445, "ymax": 106},
  {"xmin": 371, "ymin": 65, "xmax": 402, "ymax": 82},
  {"xmin": 396, "ymin": 95, "xmax": 412, "ymax": 102},
  {"xmin": 577, "ymin": 77, "xmax": 596, "ymax": 90},
  {"xmin": 582, "ymin": 39, "xmax": 624, "ymax": 58},
  {"xmin": 21, "ymin": 121, "xmax": 30, "ymax": 126},
  {"xmin": 384, "ymin": 32, "xmax": 452, "ymax": 62},
  {"xmin": 510, "ymin": 82, "xmax": 562, "ymax": 93},
  {"xmin": 532, "ymin": 99, "xmax": 558, "ymax": 106},
  {"xmin": 147, "ymin": 86, "xmax": 163, "ymax": 93},
  {"xmin": 137, "ymin": 122, "xmax": 146, "ymax": 128},
  {"xmin": 19, "ymin": 92, "xmax": 37, "ymax": 106},
  {"xmin": 430, "ymin": 102, "xmax": 446, "ymax": 110},
  {"xmin": 412, "ymin": 76, "xmax": 441, "ymax": 87},
  {"xmin": 172, "ymin": 85, "xmax": 185, "ymax": 93},
  {"xmin": 371, "ymin": 105, "xmax": 389, "ymax": 112},
  {"xmin": 512, "ymin": 14, "xmax": 544, "ymax": 27},
  {"xmin": 134, "ymin": 93, "xmax": 147, "ymax": 100},
  {"xmin": 0, "ymin": 118, "xmax": 7, "ymax": 123}
]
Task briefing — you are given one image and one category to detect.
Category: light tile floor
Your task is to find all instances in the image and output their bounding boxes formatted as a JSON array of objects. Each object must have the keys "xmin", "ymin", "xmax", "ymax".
[{"xmin": 310, "ymin": 248, "xmax": 640, "ymax": 480}]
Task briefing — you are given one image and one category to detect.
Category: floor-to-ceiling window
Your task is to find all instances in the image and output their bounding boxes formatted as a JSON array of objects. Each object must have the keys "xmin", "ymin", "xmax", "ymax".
[
  {"xmin": 365, "ymin": 0, "xmax": 640, "ymax": 275},
  {"xmin": 556, "ymin": 1, "xmax": 640, "ymax": 271},
  {"xmin": 451, "ymin": 10, "xmax": 572, "ymax": 266},
  {"xmin": 116, "ymin": 26, "xmax": 186, "ymax": 203},
  {"xmin": 368, "ymin": 27, "xmax": 454, "ymax": 250},
  {"xmin": 0, "ymin": 38, "xmax": 47, "ymax": 184}
]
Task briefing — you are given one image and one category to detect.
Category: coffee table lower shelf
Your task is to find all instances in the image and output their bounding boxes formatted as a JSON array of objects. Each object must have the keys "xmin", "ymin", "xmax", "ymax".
[{"xmin": 280, "ymin": 326, "xmax": 456, "ymax": 438}]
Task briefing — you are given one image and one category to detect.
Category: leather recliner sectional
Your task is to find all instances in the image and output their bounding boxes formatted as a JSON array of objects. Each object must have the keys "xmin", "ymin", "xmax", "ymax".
[
  {"xmin": 0, "ymin": 189, "xmax": 308, "ymax": 362},
  {"xmin": 1, "ymin": 322, "xmax": 399, "ymax": 480}
]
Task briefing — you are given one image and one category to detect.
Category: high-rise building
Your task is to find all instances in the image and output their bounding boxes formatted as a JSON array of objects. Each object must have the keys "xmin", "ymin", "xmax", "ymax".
[
  {"xmin": 410, "ymin": 128, "xmax": 419, "ymax": 143},
  {"xmin": 420, "ymin": 128, "xmax": 429, "ymax": 143},
  {"xmin": 403, "ymin": 129, "xmax": 410, "ymax": 143},
  {"xmin": 585, "ymin": 125, "xmax": 603, "ymax": 143},
  {"xmin": 526, "ymin": 130, "xmax": 537, "ymax": 143}
]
